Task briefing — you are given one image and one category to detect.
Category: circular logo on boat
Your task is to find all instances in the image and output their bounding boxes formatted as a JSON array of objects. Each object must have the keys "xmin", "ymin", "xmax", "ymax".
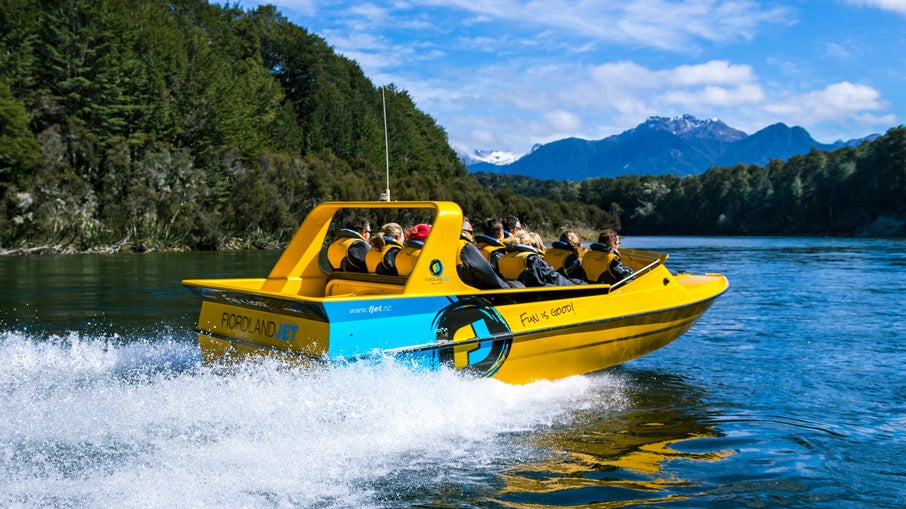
[
  {"xmin": 429, "ymin": 259, "xmax": 443, "ymax": 277},
  {"xmin": 431, "ymin": 297, "xmax": 512, "ymax": 377}
]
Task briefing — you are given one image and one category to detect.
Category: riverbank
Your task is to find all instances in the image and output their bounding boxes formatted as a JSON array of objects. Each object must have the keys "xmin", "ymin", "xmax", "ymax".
[
  {"xmin": 0, "ymin": 236, "xmax": 282, "ymax": 256},
  {"xmin": 0, "ymin": 240, "xmax": 137, "ymax": 256},
  {"xmin": 855, "ymin": 214, "xmax": 906, "ymax": 236},
  {"xmin": 4, "ymin": 218, "xmax": 905, "ymax": 256}
]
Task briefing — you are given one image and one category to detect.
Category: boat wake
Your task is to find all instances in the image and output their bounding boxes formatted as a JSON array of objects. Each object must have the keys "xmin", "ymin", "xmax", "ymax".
[{"xmin": 0, "ymin": 329, "xmax": 631, "ymax": 508}]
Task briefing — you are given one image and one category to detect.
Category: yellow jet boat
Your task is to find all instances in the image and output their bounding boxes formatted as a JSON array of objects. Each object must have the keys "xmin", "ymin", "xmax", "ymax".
[{"xmin": 182, "ymin": 201, "xmax": 728, "ymax": 384}]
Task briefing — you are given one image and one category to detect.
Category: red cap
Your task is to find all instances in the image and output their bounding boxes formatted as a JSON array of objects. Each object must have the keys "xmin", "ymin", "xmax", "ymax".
[{"xmin": 407, "ymin": 223, "xmax": 431, "ymax": 241}]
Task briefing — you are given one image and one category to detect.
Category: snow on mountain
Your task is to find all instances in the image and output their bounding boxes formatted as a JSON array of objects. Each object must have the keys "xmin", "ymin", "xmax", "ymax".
[
  {"xmin": 460, "ymin": 148, "xmax": 524, "ymax": 166},
  {"xmin": 632, "ymin": 114, "xmax": 747, "ymax": 141}
]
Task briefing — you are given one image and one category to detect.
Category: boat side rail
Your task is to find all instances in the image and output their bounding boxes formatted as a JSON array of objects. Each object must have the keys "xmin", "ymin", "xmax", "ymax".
[{"xmin": 610, "ymin": 249, "xmax": 666, "ymax": 290}]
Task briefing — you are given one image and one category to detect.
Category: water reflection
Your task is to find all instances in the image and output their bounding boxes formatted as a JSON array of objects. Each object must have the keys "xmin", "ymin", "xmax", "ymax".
[
  {"xmin": 0, "ymin": 251, "xmax": 279, "ymax": 336},
  {"xmin": 494, "ymin": 369, "xmax": 733, "ymax": 507}
]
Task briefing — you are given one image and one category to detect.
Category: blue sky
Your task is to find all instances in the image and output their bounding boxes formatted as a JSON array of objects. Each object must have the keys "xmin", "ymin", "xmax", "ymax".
[{"xmin": 236, "ymin": 0, "xmax": 906, "ymax": 157}]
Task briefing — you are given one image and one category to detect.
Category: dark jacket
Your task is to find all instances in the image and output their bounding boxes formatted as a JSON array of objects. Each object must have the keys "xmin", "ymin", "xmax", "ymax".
[
  {"xmin": 457, "ymin": 239, "xmax": 510, "ymax": 290},
  {"xmin": 583, "ymin": 242, "xmax": 633, "ymax": 284},
  {"xmin": 327, "ymin": 229, "xmax": 370, "ymax": 272},
  {"xmin": 544, "ymin": 240, "xmax": 587, "ymax": 282},
  {"xmin": 498, "ymin": 245, "xmax": 576, "ymax": 287},
  {"xmin": 374, "ymin": 238, "xmax": 404, "ymax": 276},
  {"xmin": 473, "ymin": 234, "xmax": 507, "ymax": 273}
]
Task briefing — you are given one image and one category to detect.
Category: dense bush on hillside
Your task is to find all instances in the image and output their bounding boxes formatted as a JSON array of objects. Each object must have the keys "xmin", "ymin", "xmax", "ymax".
[{"xmin": 0, "ymin": 0, "xmax": 611, "ymax": 251}]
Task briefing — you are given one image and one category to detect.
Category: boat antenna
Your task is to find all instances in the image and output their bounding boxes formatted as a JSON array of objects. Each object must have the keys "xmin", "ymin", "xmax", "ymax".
[{"xmin": 380, "ymin": 86, "xmax": 391, "ymax": 201}]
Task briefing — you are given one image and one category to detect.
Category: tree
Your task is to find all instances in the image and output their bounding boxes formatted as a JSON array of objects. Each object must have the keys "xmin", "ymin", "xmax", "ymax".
[{"xmin": 0, "ymin": 82, "xmax": 40, "ymax": 185}]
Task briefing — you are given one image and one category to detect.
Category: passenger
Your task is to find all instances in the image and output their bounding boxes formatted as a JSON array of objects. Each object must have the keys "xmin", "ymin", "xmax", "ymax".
[
  {"xmin": 405, "ymin": 223, "xmax": 431, "ymax": 243},
  {"xmin": 473, "ymin": 217, "xmax": 507, "ymax": 273},
  {"xmin": 367, "ymin": 232, "xmax": 386, "ymax": 252},
  {"xmin": 396, "ymin": 223, "xmax": 431, "ymax": 276},
  {"xmin": 365, "ymin": 222, "xmax": 405, "ymax": 275},
  {"xmin": 583, "ymin": 229, "xmax": 634, "ymax": 284},
  {"xmin": 501, "ymin": 215, "xmax": 523, "ymax": 239},
  {"xmin": 544, "ymin": 230, "xmax": 588, "ymax": 283},
  {"xmin": 457, "ymin": 217, "xmax": 510, "ymax": 290},
  {"xmin": 326, "ymin": 216, "xmax": 371, "ymax": 272},
  {"xmin": 498, "ymin": 230, "xmax": 576, "ymax": 287}
]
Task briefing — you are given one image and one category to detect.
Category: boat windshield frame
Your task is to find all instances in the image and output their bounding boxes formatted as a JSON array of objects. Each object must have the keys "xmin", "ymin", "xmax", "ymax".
[{"xmin": 266, "ymin": 201, "xmax": 477, "ymax": 295}]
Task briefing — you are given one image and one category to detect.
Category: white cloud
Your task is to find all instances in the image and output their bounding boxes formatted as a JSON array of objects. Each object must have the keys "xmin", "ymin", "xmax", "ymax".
[
  {"xmin": 670, "ymin": 60, "xmax": 757, "ymax": 86},
  {"xmin": 662, "ymin": 83, "xmax": 766, "ymax": 107},
  {"xmin": 346, "ymin": 3, "xmax": 389, "ymax": 21},
  {"xmin": 612, "ymin": 0, "xmax": 793, "ymax": 49},
  {"xmin": 575, "ymin": 60, "xmax": 763, "ymax": 111},
  {"xmin": 544, "ymin": 110, "xmax": 583, "ymax": 133},
  {"xmin": 335, "ymin": 0, "xmax": 795, "ymax": 57},
  {"xmin": 766, "ymin": 82, "xmax": 888, "ymax": 122},
  {"xmin": 824, "ymin": 41, "xmax": 852, "ymax": 59},
  {"xmin": 845, "ymin": 0, "xmax": 906, "ymax": 15},
  {"xmin": 429, "ymin": 58, "xmax": 774, "ymax": 151},
  {"xmin": 581, "ymin": 61, "xmax": 660, "ymax": 116}
]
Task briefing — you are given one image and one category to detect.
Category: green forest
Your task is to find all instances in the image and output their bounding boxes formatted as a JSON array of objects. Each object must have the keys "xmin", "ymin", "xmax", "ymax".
[
  {"xmin": 1, "ymin": 0, "xmax": 904, "ymax": 254},
  {"xmin": 476, "ymin": 127, "xmax": 906, "ymax": 236}
]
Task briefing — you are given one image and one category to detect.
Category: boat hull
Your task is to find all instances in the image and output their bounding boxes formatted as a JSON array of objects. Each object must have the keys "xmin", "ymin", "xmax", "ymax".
[
  {"xmin": 188, "ymin": 266, "xmax": 727, "ymax": 384},
  {"xmin": 486, "ymin": 294, "xmax": 719, "ymax": 383}
]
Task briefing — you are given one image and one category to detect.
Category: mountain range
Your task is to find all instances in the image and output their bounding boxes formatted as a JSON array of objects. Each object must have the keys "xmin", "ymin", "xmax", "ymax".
[{"xmin": 464, "ymin": 114, "xmax": 878, "ymax": 180}]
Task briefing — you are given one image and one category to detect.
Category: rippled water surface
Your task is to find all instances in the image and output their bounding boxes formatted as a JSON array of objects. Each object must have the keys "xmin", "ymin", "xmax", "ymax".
[{"xmin": 2, "ymin": 238, "xmax": 904, "ymax": 508}]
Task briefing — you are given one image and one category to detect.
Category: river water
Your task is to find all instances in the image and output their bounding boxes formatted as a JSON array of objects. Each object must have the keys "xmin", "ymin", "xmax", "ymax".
[{"xmin": 1, "ymin": 237, "xmax": 904, "ymax": 508}]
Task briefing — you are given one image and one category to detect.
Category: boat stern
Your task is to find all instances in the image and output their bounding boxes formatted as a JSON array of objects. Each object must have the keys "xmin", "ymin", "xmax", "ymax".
[{"xmin": 184, "ymin": 282, "xmax": 331, "ymax": 365}]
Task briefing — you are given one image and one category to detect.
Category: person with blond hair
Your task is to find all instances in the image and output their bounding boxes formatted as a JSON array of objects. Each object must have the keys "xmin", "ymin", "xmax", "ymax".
[
  {"xmin": 497, "ymin": 230, "xmax": 576, "ymax": 287},
  {"xmin": 365, "ymin": 222, "xmax": 405, "ymax": 275},
  {"xmin": 543, "ymin": 230, "xmax": 588, "ymax": 283},
  {"xmin": 395, "ymin": 223, "xmax": 431, "ymax": 276}
]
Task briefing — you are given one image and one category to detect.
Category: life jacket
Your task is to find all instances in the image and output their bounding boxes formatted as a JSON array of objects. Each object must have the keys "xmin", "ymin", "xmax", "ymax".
[
  {"xmin": 454, "ymin": 238, "xmax": 471, "ymax": 268},
  {"xmin": 543, "ymin": 240, "xmax": 575, "ymax": 271},
  {"xmin": 497, "ymin": 245, "xmax": 541, "ymax": 281},
  {"xmin": 327, "ymin": 229, "xmax": 368, "ymax": 272},
  {"xmin": 582, "ymin": 242, "xmax": 617, "ymax": 283},
  {"xmin": 474, "ymin": 234, "xmax": 506, "ymax": 264},
  {"xmin": 365, "ymin": 238, "xmax": 404, "ymax": 273},
  {"xmin": 395, "ymin": 240, "xmax": 424, "ymax": 276}
]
